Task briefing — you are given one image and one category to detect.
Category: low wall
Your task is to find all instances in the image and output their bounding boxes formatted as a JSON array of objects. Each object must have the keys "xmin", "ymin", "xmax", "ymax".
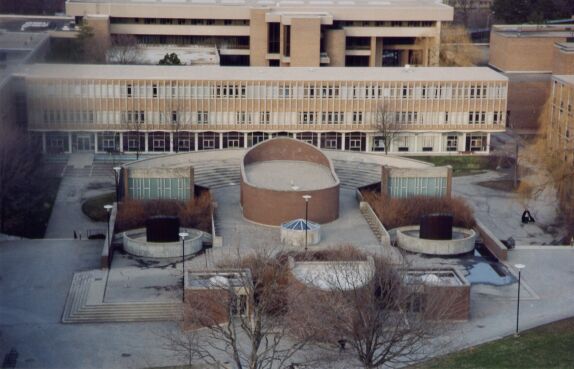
[
  {"xmin": 396, "ymin": 226, "xmax": 476, "ymax": 256},
  {"xmin": 123, "ymin": 228, "xmax": 203, "ymax": 258},
  {"xmin": 474, "ymin": 219, "xmax": 508, "ymax": 261},
  {"xmin": 211, "ymin": 201, "xmax": 223, "ymax": 248}
]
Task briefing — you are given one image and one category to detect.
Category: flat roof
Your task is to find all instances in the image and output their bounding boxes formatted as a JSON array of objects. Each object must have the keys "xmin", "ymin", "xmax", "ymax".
[
  {"xmin": 20, "ymin": 64, "xmax": 508, "ymax": 82},
  {"xmin": 554, "ymin": 75, "xmax": 574, "ymax": 86},
  {"xmin": 67, "ymin": 0, "xmax": 450, "ymax": 9},
  {"xmin": 245, "ymin": 160, "xmax": 337, "ymax": 191},
  {"xmin": 492, "ymin": 24, "xmax": 574, "ymax": 38}
]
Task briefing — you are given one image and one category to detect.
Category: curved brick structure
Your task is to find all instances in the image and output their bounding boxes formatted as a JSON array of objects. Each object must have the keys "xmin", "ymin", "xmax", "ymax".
[{"xmin": 240, "ymin": 138, "xmax": 340, "ymax": 226}]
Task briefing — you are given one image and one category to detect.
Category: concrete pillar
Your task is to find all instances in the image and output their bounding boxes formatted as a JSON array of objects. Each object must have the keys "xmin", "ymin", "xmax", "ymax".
[
  {"xmin": 144, "ymin": 132, "xmax": 149, "ymax": 153},
  {"xmin": 413, "ymin": 134, "xmax": 418, "ymax": 153},
  {"xmin": 437, "ymin": 134, "xmax": 443, "ymax": 153},
  {"xmin": 169, "ymin": 132, "xmax": 174, "ymax": 152},
  {"xmin": 381, "ymin": 166, "xmax": 390, "ymax": 197},
  {"xmin": 461, "ymin": 132, "xmax": 467, "ymax": 151},
  {"xmin": 316, "ymin": 132, "xmax": 321, "ymax": 148},
  {"xmin": 249, "ymin": 9, "xmax": 268, "ymax": 66},
  {"xmin": 244, "ymin": 132, "xmax": 249, "ymax": 148},
  {"xmin": 341, "ymin": 132, "xmax": 346, "ymax": 150},
  {"xmin": 290, "ymin": 17, "xmax": 321, "ymax": 67},
  {"xmin": 486, "ymin": 133, "xmax": 491, "ymax": 153},
  {"xmin": 67, "ymin": 132, "xmax": 73, "ymax": 153},
  {"xmin": 325, "ymin": 29, "xmax": 346, "ymax": 67},
  {"xmin": 366, "ymin": 133, "xmax": 372, "ymax": 152},
  {"xmin": 41, "ymin": 132, "xmax": 46, "ymax": 154},
  {"xmin": 194, "ymin": 132, "xmax": 199, "ymax": 151},
  {"xmin": 94, "ymin": 132, "xmax": 99, "ymax": 153},
  {"xmin": 400, "ymin": 50, "xmax": 409, "ymax": 66},
  {"xmin": 119, "ymin": 132, "xmax": 124, "ymax": 152},
  {"xmin": 219, "ymin": 132, "xmax": 223, "ymax": 149}
]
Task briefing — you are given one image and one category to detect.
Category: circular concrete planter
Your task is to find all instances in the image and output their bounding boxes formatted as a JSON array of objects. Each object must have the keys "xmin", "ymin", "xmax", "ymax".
[
  {"xmin": 395, "ymin": 226, "xmax": 476, "ymax": 256},
  {"xmin": 123, "ymin": 228, "xmax": 203, "ymax": 258}
]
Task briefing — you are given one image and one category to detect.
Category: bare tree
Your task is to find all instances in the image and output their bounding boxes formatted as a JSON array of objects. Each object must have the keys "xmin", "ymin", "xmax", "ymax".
[
  {"xmin": 439, "ymin": 25, "xmax": 481, "ymax": 67},
  {"xmin": 122, "ymin": 110, "xmax": 146, "ymax": 160},
  {"xmin": 0, "ymin": 126, "xmax": 42, "ymax": 233},
  {"xmin": 107, "ymin": 35, "xmax": 142, "ymax": 64},
  {"xmin": 288, "ymin": 257, "xmax": 458, "ymax": 369},
  {"xmin": 374, "ymin": 103, "xmax": 399, "ymax": 155},
  {"xmin": 174, "ymin": 254, "xmax": 312, "ymax": 369}
]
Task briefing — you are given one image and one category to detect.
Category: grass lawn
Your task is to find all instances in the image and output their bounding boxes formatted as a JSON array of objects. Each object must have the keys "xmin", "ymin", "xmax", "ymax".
[
  {"xmin": 410, "ymin": 156, "xmax": 499, "ymax": 176},
  {"xmin": 82, "ymin": 192, "xmax": 116, "ymax": 222},
  {"xmin": 3, "ymin": 176, "xmax": 62, "ymax": 238},
  {"xmin": 413, "ymin": 317, "xmax": 574, "ymax": 369}
]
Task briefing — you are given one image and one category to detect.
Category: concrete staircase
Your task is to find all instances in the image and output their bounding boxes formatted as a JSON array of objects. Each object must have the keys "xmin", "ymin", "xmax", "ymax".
[{"xmin": 62, "ymin": 271, "xmax": 182, "ymax": 324}]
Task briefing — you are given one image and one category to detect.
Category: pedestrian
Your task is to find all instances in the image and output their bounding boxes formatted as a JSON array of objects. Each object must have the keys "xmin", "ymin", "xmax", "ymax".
[
  {"xmin": 73, "ymin": 230, "xmax": 77, "ymax": 239},
  {"xmin": 79, "ymin": 231, "xmax": 82, "ymax": 240}
]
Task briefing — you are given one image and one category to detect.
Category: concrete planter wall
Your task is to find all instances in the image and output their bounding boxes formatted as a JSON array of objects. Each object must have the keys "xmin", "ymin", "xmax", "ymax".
[
  {"xmin": 280, "ymin": 227, "xmax": 321, "ymax": 247},
  {"xmin": 396, "ymin": 226, "xmax": 476, "ymax": 255},
  {"xmin": 123, "ymin": 228, "xmax": 203, "ymax": 258}
]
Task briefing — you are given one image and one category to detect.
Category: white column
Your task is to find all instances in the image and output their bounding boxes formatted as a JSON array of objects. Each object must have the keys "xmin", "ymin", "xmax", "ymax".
[
  {"xmin": 486, "ymin": 133, "xmax": 491, "ymax": 153},
  {"xmin": 144, "ymin": 132, "xmax": 149, "ymax": 153},
  {"xmin": 219, "ymin": 132, "xmax": 224, "ymax": 150},
  {"xmin": 437, "ymin": 134, "xmax": 443, "ymax": 154},
  {"xmin": 194, "ymin": 132, "xmax": 199, "ymax": 151},
  {"xmin": 119, "ymin": 132, "xmax": 124, "ymax": 152},
  {"xmin": 94, "ymin": 132, "xmax": 99, "ymax": 153},
  {"xmin": 67, "ymin": 132, "xmax": 73, "ymax": 153},
  {"xmin": 412, "ymin": 134, "xmax": 418, "ymax": 154},
  {"xmin": 366, "ymin": 133, "xmax": 372, "ymax": 152},
  {"xmin": 341, "ymin": 132, "xmax": 346, "ymax": 151},
  {"xmin": 41, "ymin": 132, "xmax": 46, "ymax": 154},
  {"xmin": 244, "ymin": 132, "xmax": 248, "ymax": 148},
  {"xmin": 316, "ymin": 132, "xmax": 321, "ymax": 148},
  {"xmin": 461, "ymin": 132, "xmax": 467, "ymax": 151},
  {"xmin": 169, "ymin": 132, "xmax": 174, "ymax": 152}
]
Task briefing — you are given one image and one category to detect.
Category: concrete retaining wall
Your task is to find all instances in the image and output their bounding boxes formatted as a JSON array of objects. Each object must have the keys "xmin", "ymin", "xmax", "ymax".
[
  {"xmin": 359, "ymin": 201, "xmax": 391, "ymax": 247},
  {"xmin": 396, "ymin": 226, "xmax": 476, "ymax": 255},
  {"xmin": 474, "ymin": 219, "xmax": 508, "ymax": 261},
  {"xmin": 100, "ymin": 202, "xmax": 118, "ymax": 269},
  {"xmin": 123, "ymin": 228, "xmax": 203, "ymax": 258}
]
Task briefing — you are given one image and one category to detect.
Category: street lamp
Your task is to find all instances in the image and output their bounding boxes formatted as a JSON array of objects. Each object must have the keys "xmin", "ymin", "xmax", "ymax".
[
  {"xmin": 179, "ymin": 232, "xmax": 189, "ymax": 302},
  {"xmin": 302, "ymin": 195, "xmax": 312, "ymax": 252},
  {"xmin": 514, "ymin": 263, "xmax": 526, "ymax": 337},
  {"xmin": 113, "ymin": 166, "xmax": 121, "ymax": 203},
  {"xmin": 104, "ymin": 204, "xmax": 113, "ymax": 249}
]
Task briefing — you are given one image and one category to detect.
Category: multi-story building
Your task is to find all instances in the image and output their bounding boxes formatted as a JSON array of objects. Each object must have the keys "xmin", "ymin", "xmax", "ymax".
[
  {"xmin": 19, "ymin": 64, "xmax": 507, "ymax": 155},
  {"xmin": 65, "ymin": 0, "xmax": 453, "ymax": 67},
  {"xmin": 489, "ymin": 24, "xmax": 574, "ymax": 131},
  {"xmin": 548, "ymin": 75, "xmax": 574, "ymax": 220}
]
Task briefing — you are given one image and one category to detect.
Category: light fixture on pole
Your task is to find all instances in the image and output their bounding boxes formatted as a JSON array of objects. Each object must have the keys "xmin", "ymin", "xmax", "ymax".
[
  {"xmin": 104, "ymin": 204, "xmax": 113, "ymax": 250},
  {"xmin": 113, "ymin": 166, "xmax": 121, "ymax": 203},
  {"xmin": 514, "ymin": 263, "xmax": 526, "ymax": 337},
  {"xmin": 302, "ymin": 195, "xmax": 312, "ymax": 252},
  {"xmin": 179, "ymin": 232, "xmax": 189, "ymax": 302}
]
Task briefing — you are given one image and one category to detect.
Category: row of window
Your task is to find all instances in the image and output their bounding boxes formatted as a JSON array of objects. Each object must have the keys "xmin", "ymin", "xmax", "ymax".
[
  {"xmin": 42, "ymin": 131, "xmax": 488, "ymax": 153},
  {"xmin": 110, "ymin": 17, "xmax": 249, "ymax": 26},
  {"xmin": 30, "ymin": 82, "xmax": 507, "ymax": 100},
  {"xmin": 39, "ymin": 109, "xmax": 504, "ymax": 126}
]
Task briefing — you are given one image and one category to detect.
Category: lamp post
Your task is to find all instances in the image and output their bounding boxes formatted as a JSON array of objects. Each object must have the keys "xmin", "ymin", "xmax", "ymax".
[
  {"xmin": 302, "ymin": 195, "xmax": 312, "ymax": 252},
  {"xmin": 104, "ymin": 204, "xmax": 113, "ymax": 249},
  {"xmin": 179, "ymin": 232, "xmax": 189, "ymax": 303},
  {"xmin": 515, "ymin": 263, "xmax": 526, "ymax": 337},
  {"xmin": 113, "ymin": 166, "xmax": 121, "ymax": 203}
]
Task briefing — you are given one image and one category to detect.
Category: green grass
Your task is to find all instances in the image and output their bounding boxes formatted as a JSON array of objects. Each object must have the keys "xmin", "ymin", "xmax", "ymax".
[
  {"xmin": 410, "ymin": 156, "xmax": 498, "ymax": 176},
  {"xmin": 82, "ymin": 192, "xmax": 116, "ymax": 222},
  {"xmin": 413, "ymin": 317, "xmax": 574, "ymax": 369},
  {"xmin": 3, "ymin": 176, "xmax": 61, "ymax": 238}
]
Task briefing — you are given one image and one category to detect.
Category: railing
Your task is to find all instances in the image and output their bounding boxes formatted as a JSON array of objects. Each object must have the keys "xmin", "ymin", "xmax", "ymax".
[{"xmin": 358, "ymin": 198, "xmax": 391, "ymax": 247}]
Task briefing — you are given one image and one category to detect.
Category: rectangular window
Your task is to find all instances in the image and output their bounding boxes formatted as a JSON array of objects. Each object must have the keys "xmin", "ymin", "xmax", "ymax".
[
  {"xmin": 353, "ymin": 112, "xmax": 363, "ymax": 124},
  {"xmin": 236, "ymin": 111, "xmax": 251, "ymax": 124},
  {"xmin": 152, "ymin": 84, "xmax": 158, "ymax": 97},
  {"xmin": 172, "ymin": 111, "xmax": 178, "ymax": 123},
  {"xmin": 446, "ymin": 135, "xmax": 458, "ymax": 152},
  {"xmin": 127, "ymin": 84, "xmax": 132, "ymax": 97},
  {"xmin": 197, "ymin": 111, "xmax": 208, "ymax": 124},
  {"xmin": 260, "ymin": 111, "xmax": 270, "ymax": 124},
  {"xmin": 299, "ymin": 112, "xmax": 315, "ymax": 124}
]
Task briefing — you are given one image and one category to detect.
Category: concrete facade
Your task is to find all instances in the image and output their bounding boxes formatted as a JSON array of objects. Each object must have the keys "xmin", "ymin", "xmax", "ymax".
[
  {"xmin": 123, "ymin": 166, "xmax": 195, "ymax": 201},
  {"xmin": 20, "ymin": 64, "xmax": 507, "ymax": 156},
  {"xmin": 396, "ymin": 225, "xmax": 476, "ymax": 255},
  {"xmin": 65, "ymin": 0, "xmax": 452, "ymax": 67},
  {"xmin": 123, "ymin": 228, "xmax": 203, "ymax": 258},
  {"xmin": 240, "ymin": 138, "xmax": 340, "ymax": 226}
]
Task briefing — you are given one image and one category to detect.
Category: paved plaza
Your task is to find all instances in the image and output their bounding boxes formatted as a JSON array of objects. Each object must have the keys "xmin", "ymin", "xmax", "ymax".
[{"xmin": 2, "ymin": 149, "xmax": 573, "ymax": 368}]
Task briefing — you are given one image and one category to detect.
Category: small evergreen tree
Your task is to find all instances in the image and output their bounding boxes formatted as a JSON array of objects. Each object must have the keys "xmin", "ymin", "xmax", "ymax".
[{"xmin": 158, "ymin": 53, "xmax": 182, "ymax": 65}]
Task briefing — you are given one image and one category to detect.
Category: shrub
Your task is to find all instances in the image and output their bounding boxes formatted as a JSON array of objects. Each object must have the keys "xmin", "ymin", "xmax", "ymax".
[
  {"xmin": 115, "ymin": 191, "xmax": 213, "ymax": 233},
  {"xmin": 362, "ymin": 190, "xmax": 475, "ymax": 230}
]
